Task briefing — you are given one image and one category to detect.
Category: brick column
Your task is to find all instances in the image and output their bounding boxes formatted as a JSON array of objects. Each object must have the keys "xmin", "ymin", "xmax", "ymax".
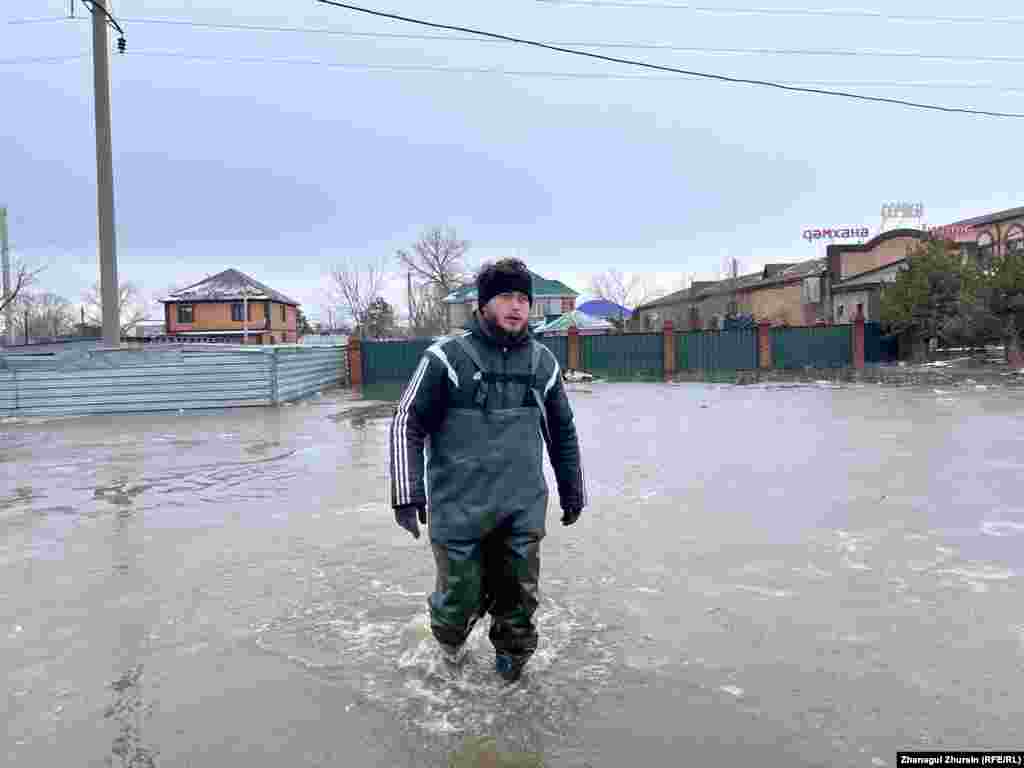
[
  {"xmin": 567, "ymin": 326, "xmax": 580, "ymax": 371},
  {"xmin": 1007, "ymin": 340, "xmax": 1024, "ymax": 369},
  {"xmin": 348, "ymin": 337, "xmax": 363, "ymax": 390},
  {"xmin": 663, "ymin": 320, "xmax": 675, "ymax": 381},
  {"xmin": 758, "ymin": 321, "xmax": 772, "ymax": 369},
  {"xmin": 853, "ymin": 307, "xmax": 865, "ymax": 370}
]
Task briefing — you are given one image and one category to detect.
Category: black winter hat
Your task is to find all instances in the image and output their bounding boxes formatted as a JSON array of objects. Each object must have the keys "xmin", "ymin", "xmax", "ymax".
[{"xmin": 476, "ymin": 260, "xmax": 533, "ymax": 311}]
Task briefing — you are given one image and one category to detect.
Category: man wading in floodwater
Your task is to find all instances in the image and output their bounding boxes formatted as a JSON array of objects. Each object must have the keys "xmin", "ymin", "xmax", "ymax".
[{"xmin": 389, "ymin": 258, "xmax": 587, "ymax": 683}]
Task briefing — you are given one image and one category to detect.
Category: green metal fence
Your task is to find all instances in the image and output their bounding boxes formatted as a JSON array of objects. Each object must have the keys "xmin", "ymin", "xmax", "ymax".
[
  {"xmin": 678, "ymin": 329, "xmax": 758, "ymax": 371},
  {"xmin": 537, "ymin": 336, "xmax": 568, "ymax": 370},
  {"xmin": 771, "ymin": 325, "xmax": 852, "ymax": 369},
  {"xmin": 581, "ymin": 333, "xmax": 663, "ymax": 379},
  {"xmin": 361, "ymin": 339, "xmax": 433, "ymax": 384},
  {"xmin": 864, "ymin": 322, "xmax": 899, "ymax": 364}
]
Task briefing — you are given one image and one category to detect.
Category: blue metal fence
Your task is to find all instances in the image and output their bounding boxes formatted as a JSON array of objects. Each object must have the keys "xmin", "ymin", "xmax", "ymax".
[{"xmin": 0, "ymin": 346, "xmax": 348, "ymax": 417}]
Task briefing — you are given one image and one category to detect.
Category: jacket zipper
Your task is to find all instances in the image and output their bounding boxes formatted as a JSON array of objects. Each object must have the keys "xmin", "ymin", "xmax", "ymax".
[{"xmin": 502, "ymin": 347, "xmax": 508, "ymax": 409}]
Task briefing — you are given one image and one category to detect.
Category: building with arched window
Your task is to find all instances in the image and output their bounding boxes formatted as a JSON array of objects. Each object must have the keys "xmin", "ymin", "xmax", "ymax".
[{"xmin": 930, "ymin": 206, "xmax": 1024, "ymax": 272}]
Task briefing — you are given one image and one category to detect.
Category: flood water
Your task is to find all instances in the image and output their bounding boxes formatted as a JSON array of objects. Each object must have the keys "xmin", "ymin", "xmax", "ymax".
[{"xmin": 3, "ymin": 382, "xmax": 1024, "ymax": 767}]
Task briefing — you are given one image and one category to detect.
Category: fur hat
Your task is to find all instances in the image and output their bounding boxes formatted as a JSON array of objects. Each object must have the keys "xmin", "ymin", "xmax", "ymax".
[{"xmin": 476, "ymin": 259, "xmax": 533, "ymax": 311}]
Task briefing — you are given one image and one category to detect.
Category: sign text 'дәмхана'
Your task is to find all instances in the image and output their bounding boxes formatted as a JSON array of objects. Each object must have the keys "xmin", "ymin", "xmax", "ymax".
[{"xmin": 802, "ymin": 227, "xmax": 871, "ymax": 242}]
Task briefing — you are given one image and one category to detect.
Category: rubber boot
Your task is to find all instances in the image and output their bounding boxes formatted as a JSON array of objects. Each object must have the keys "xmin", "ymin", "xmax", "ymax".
[{"xmin": 495, "ymin": 654, "xmax": 525, "ymax": 683}]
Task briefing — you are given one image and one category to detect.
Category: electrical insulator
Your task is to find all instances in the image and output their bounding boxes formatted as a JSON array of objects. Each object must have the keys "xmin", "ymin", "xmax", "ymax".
[{"xmin": 117, "ymin": 36, "xmax": 126, "ymax": 54}]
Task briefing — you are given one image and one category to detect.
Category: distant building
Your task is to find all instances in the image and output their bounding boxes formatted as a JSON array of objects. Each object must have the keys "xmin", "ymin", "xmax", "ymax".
[
  {"xmin": 534, "ymin": 309, "xmax": 614, "ymax": 336},
  {"xmin": 575, "ymin": 299, "xmax": 633, "ymax": 326},
  {"xmin": 160, "ymin": 268, "xmax": 300, "ymax": 344}
]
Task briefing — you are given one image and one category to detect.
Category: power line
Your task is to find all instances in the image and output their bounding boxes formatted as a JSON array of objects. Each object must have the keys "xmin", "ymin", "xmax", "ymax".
[
  {"xmin": 107, "ymin": 50, "xmax": 1024, "ymax": 95},
  {"xmin": 534, "ymin": 0, "xmax": 1024, "ymax": 27},
  {"xmin": 4, "ymin": 16, "xmax": 72, "ymax": 25},
  {"xmin": 81, "ymin": 16, "xmax": 1024, "ymax": 67},
  {"xmin": 25, "ymin": 14, "xmax": 1024, "ymax": 67},
  {"xmin": 0, "ymin": 53, "xmax": 89, "ymax": 65},
  {"xmin": 314, "ymin": 1, "xmax": 1024, "ymax": 118},
  {"xmin": 11, "ymin": 46, "xmax": 1024, "ymax": 96}
]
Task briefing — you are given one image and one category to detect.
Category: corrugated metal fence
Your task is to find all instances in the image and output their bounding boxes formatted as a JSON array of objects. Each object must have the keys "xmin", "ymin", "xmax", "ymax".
[
  {"xmin": 537, "ymin": 336, "xmax": 568, "ymax": 370},
  {"xmin": 0, "ymin": 345, "xmax": 348, "ymax": 418},
  {"xmin": 582, "ymin": 333, "xmax": 663, "ymax": 379},
  {"xmin": 276, "ymin": 346, "xmax": 349, "ymax": 402},
  {"xmin": 678, "ymin": 329, "xmax": 758, "ymax": 371},
  {"xmin": 864, "ymin": 322, "xmax": 899, "ymax": 364},
  {"xmin": 361, "ymin": 339, "xmax": 434, "ymax": 383},
  {"xmin": 771, "ymin": 325, "xmax": 852, "ymax": 369}
]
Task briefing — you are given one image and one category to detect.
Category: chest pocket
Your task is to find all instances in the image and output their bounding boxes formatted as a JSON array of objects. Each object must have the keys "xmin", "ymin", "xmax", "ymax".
[{"xmin": 453, "ymin": 336, "xmax": 552, "ymax": 445}]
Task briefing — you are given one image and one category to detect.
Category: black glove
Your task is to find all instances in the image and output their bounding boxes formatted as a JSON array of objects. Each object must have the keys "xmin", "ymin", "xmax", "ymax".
[
  {"xmin": 561, "ymin": 506, "xmax": 582, "ymax": 527},
  {"xmin": 395, "ymin": 504, "xmax": 426, "ymax": 539}
]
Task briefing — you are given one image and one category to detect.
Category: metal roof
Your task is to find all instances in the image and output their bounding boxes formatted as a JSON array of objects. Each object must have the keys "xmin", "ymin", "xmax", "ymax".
[
  {"xmin": 832, "ymin": 259, "xmax": 907, "ymax": 291},
  {"xmin": 534, "ymin": 310, "xmax": 614, "ymax": 333},
  {"xmin": 576, "ymin": 299, "xmax": 633, "ymax": 318},
  {"xmin": 161, "ymin": 268, "xmax": 300, "ymax": 306},
  {"xmin": 948, "ymin": 205, "xmax": 1024, "ymax": 229}
]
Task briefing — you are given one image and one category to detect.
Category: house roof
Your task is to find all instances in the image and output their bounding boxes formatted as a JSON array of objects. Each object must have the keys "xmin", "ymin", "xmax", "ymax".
[
  {"xmin": 636, "ymin": 258, "xmax": 827, "ymax": 311},
  {"xmin": 832, "ymin": 258, "xmax": 907, "ymax": 291},
  {"xmin": 161, "ymin": 268, "xmax": 300, "ymax": 306},
  {"xmin": 948, "ymin": 205, "xmax": 1024, "ymax": 229},
  {"xmin": 443, "ymin": 270, "xmax": 578, "ymax": 304},
  {"xmin": 576, "ymin": 299, "xmax": 633, "ymax": 319},
  {"xmin": 635, "ymin": 283, "xmax": 714, "ymax": 311},
  {"xmin": 754, "ymin": 258, "xmax": 827, "ymax": 288},
  {"xmin": 534, "ymin": 310, "xmax": 614, "ymax": 333},
  {"xmin": 762, "ymin": 263, "xmax": 797, "ymax": 278}
]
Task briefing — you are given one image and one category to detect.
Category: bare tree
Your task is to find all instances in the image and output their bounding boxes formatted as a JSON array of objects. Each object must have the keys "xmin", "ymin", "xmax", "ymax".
[
  {"xmin": 328, "ymin": 255, "xmax": 391, "ymax": 339},
  {"xmin": 396, "ymin": 227, "xmax": 472, "ymax": 296},
  {"xmin": 589, "ymin": 269, "xmax": 668, "ymax": 329},
  {"xmin": 28, "ymin": 292, "xmax": 75, "ymax": 337},
  {"xmin": 408, "ymin": 281, "xmax": 447, "ymax": 337},
  {"xmin": 396, "ymin": 226, "xmax": 475, "ymax": 332},
  {"xmin": 1, "ymin": 260, "xmax": 44, "ymax": 315},
  {"xmin": 83, "ymin": 281, "xmax": 147, "ymax": 334}
]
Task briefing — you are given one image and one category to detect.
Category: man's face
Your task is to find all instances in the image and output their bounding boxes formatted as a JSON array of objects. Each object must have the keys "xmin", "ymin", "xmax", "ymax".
[{"xmin": 483, "ymin": 291, "xmax": 530, "ymax": 335}]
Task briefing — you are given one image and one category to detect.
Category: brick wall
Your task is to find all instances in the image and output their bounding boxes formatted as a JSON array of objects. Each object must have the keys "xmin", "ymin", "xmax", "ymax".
[
  {"xmin": 167, "ymin": 301, "xmax": 269, "ymax": 333},
  {"xmin": 839, "ymin": 236, "xmax": 917, "ymax": 280},
  {"xmin": 750, "ymin": 283, "xmax": 804, "ymax": 326}
]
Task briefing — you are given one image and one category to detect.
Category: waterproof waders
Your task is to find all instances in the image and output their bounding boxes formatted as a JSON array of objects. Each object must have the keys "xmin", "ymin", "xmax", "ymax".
[{"xmin": 427, "ymin": 336, "xmax": 552, "ymax": 679}]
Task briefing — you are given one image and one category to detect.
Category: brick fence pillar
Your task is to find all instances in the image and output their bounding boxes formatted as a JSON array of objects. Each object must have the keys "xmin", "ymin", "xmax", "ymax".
[
  {"xmin": 1007, "ymin": 340, "xmax": 1024, "ymax": 369},
  {"xmin": 568, "ymin": 326, "xmax": 580, "ymax": 371},
  {"xmin": 663, "ymin": 320, "xmax": 675, "ymax": 380},
  {"xmin": 853, "ymin": 308, "xmax": 865, "ymax": 370},
  {"xmin": 758, "ymin": 321, "xmax": 772, "ymax": 369},
  {"xmin": 348, "ymin": 337, "xmax": 362, "ymax": 390}
]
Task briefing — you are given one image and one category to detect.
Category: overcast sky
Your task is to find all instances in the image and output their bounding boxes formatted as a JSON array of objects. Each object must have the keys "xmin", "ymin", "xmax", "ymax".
[{"xmin": 3, "ymin": 0, "xmax": 1023, "ymax": 322}]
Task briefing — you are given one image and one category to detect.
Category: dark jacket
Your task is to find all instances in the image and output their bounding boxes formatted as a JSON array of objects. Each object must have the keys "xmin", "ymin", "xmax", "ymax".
[{"xmin": 389, "ymin": 312, "xmax": 586, "ymax": 514}]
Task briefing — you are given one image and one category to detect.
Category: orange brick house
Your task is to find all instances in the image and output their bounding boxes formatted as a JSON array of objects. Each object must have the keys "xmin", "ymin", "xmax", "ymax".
[{"xmin": 161, "ymin": 269, "xmax": 300, "ymax": 344}]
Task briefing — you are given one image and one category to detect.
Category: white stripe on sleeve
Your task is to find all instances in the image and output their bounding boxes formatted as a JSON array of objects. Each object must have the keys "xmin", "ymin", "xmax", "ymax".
[{"xmin": 392, "ymin": 357, "xmax": 429, "ymax": 505}]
